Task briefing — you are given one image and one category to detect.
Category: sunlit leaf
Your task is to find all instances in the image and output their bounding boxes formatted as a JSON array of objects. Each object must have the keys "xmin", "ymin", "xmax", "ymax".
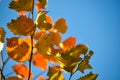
[
  {"xmin": 7, "ymin": 15, "xmax": 35, "ymax": 36},
  {"xmin": 55, "ymin": 45, "xmax": 88, "ymax": 72},
  {"xmin": 36, "ymin": 11, "xmax": 52, "ymax": 30},
  {"xmin": 33, "ymin": 53, "xmax": 48, "ymax": 70},
  {"xmin": 47, "ymin": 66, "xmax": 64, "ymax": 80},
  {"xmin": 12, "ymin": 64, "xmax": 33, "ymax": 79},
  {"xmin": 9, "ymin": 0, "xmax": 33, "ymax": 12},
  {"xmin": 5, "ymin": 76, "xmax": 22, "ymax": 80},
  {"xmin": 35, "ymin": 32, "xmax": 61, "ymax": 54},
  {"xmin": 50, "ymin": 32, "xmax": 62, "ymax": 47},
  {"xmin": 38, "ymin": 76, "xmax": 46, "ymax": 80},
  {"xmin": 63, "ymin": 37, "xmax": 76, "ymax": 51},
  {"xmin": 35, "ymin": 1, "xmax": 45, "ymax": 11},
  {"xmin": 44, "ymin": 47, "xmax": 62, "ymax": 63},
  {"xmin": 54, "ymin": 18, "xmax": 68, "ymax": 34},
  {"xmin": 78, "ymin": 72, "xmax": 98, "ymax": 80},
  {"xmin": 6, "ymin": 37, "xmax": 31, "ymax": 62},
  {"xmin": 38, "ymin": 0, "xmax": 47, "ymax": 6}
]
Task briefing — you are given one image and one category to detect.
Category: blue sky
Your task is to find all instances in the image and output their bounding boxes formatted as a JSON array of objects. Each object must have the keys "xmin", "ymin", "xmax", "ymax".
[{"xmin": 0, "ymin": 0, "xmax": 120, "ymax": 80}]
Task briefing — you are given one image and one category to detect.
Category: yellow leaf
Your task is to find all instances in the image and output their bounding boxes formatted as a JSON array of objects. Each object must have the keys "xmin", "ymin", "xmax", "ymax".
[
  {"xmin": 33, "ymin": 53, "xmax": 48, "ymax": 71},
  {"xmin": 47, "ymin": 66, "xmax": 64, "ymax": 80},
  {"xmin": 5, "ymin": 76, "xmax": 22, "ymax": 80},
  {"xmin": 36, "ymin": 11, "xmax": 52, "ymax": 30},
  {"xmin": 7, "ymin": 15, "xmax": 35, "ymax": 36},
  {"xmin": 12, "ymin": 64, "xmax": 33, "ymax": 79},
  {"xmin": 54, "ymin": 18, "xmax": 68, "ymax": 34},
  {"xmin": 9, "ymin": 0, "xmax": 33, "ymax": 12},
  {"xmin": 6, "ymin": 37, "xmax": 31, "ymax": 62},
  {"xmin": 35, "ymin": 32, "xmax": 61, "ymax": 54},
  {"xmin": 50, "ymin": 32, "xmax": 62, "ymax": 47}
]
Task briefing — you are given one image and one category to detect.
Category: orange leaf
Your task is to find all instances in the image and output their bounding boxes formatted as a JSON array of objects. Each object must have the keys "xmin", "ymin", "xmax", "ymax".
[
  {"xmin": 12, "ymin": 64, "xmax": 33, "ymax": 79},
  {"xmin": 17, "ymin": 11, "xmax": 27, "ymax": 15},
  {"xmin": 33, "ymin": 53, "xmax": 48, "ymax": 70},
  {"xmin": 35, "ymin": 1, "xmax": 45, "ymax": 11},
  {"xmin": 33, "ymin": 31, "xmax": 46, "ymax": 40},
  {"xmin": 46, "ymin": 16, "xmax": 53, "ymax": 25},
  {"xmin": 6, "ymin": 37, "xmax": 31, "ymax": 62},
  {"xmin": 63, "ymin": 37, "xmax": 76, "ymax": 51},
  {"xmin": 38, "ymin": 76, "xmax": 46, "ymax": 80}
]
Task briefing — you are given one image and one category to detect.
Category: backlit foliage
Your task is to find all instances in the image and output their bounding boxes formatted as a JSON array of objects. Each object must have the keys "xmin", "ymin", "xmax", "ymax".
[{"xmin": 0, "ymin": 0, "xmax": 98, "ymax": 80}]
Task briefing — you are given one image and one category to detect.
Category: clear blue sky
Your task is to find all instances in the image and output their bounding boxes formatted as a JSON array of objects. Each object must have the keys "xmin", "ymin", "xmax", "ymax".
[{"xmin": 0, "ymin": 0, "xmax": 120, "ymax": 80}]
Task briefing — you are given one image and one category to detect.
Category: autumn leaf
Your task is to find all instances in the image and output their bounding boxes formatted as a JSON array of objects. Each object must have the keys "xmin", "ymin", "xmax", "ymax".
[
  {"xmin": 46, "ymin": 16, "xmax": 53, "ymax": 25},
  {"xmin": 47, "ymin": 66, "xmax": 64, "ymax": 80},
  {"xmin": 17, "ymin": 11, "xmax": 27, "ymax": 15},
  {"xmin": 63, "ymin": 37, "xmax": 76, "ymax": 51},
  {"xmin": 55, "ymin": 44, "xmax": 88, "ymax": 72},
  {"xmin": 38, "ymin": 0, "xmax": 48, "ymax": 6},
  {"xmin": 78, "ymin": 72, "xmax": 98, "ymax": 80},
  {"xmin": 54, "ymin": 18, "xmax": 68, "ymax": 34},
  {"xmin": 35, "ymin": 32, "xmax": 61, "ymax": 54},
  {"xmin": 78, "ymin": 51, "xmax": 94, "ymax": 73},
  {"xmin": 0, "ymin": 27, "xmax": 6, "ymax": 52},
  {"xmin": 9, "ymin": 0, "xmax": 33, "ymax": 12},
  {"xmin": 33, "ymin": 31, "xmax": 46, "ymax": 40},
  {"xmin": 7, "ymin": 15, "xmax": 35, "ymax": 36},
  {"xmin": 12, "ymin": 64, "xmax": 33, "ymax": 79},
  {"xmin": 38, "ymin": 76, "xmax": 46, "ymax": 80},
  {"xmin": 5, "ymin": 76, "xmax": 22, "ymax": 80},
  {"xmin": 6, "ymin": 37, "xmax": 31, "ymax": 62},
  {"xmin": 33, "ymin": 53, "xmax": 48, "ymax": 71},
  {"xmin": 35, "ymin": 1, "xmax": 45, "ymax": 11},
  {"xmin": 0, "ymin": 27, "xmax": 6, "ymax": 43},
  {"xmin": 36, "ymin": 11, "xmax": 52, "ymax": 30},
  {"xmin": 44, "ymin": 47, "xmax": 62, "ymax": 63}
]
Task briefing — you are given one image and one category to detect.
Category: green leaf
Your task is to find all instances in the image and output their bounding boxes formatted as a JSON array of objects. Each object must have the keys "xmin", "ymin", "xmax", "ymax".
[
  {"xmin": 0, "ymin": 27, "xmax": 6, "ymax": 43},
  {"xmin": 36, "ymin": 11, "xmax": 52, "ymax": 30},
  {"xmin": 78, "ymin": 55, "xmax": 92, "ymax": 73},
  {"xmin": 47, "ymin": 66, "xmax": 64, "ymax": 80},
  {"xmin": 9, "ymin": 0, "xmax": 33, "ymax": 12},
  {"xmin": 7, "ymin": 15, "xmax": 35, "ymax": 36},
  {"xmin": 78, "ymin": 72, "xmax": 98, "ymax": 80},
  {"xmin": 54, "ymin": 18, "xmax": 68, "ymax": 34},
  {"xmin": 38, "ymin": 0, "xmax": 47, "ymax": 6}
]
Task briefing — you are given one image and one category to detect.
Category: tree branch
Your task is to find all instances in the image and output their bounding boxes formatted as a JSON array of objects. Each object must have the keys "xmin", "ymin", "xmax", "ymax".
[{"xmin": 28, "ymin": 0, "xmax": 35, "ymax": 80}]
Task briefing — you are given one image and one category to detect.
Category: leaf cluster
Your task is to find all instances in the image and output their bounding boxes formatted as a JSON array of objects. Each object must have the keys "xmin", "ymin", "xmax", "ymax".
[{"xmin": 0, "ymin": 0, "xmax": 98, "ymax": 80}]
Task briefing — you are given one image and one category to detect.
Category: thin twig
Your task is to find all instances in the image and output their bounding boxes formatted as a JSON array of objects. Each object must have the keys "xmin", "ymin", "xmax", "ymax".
[
  {"xmin": 0, "ymin": 51, "xmax": 9, "ymax": 80},
  {"xmin": 28, "ymin": 0, "xmax": 35, "ymax": 80}
]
